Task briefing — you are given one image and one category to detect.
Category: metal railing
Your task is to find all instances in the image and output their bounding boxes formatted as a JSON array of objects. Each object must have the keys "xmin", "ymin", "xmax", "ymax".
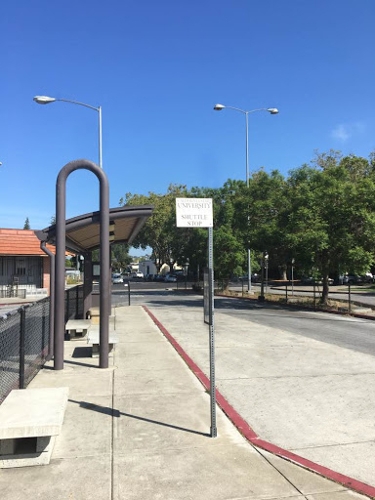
[
  {"xmin": 0, "ymin": 297, "xmax": 50, "ymax": 403},
  {"xmin": 0, "ymin": 285, "xmax": 27, "ymax": 299},
  {"xmin": 65, "ymin": 284, "xmax": 84, "ymax": 322}
]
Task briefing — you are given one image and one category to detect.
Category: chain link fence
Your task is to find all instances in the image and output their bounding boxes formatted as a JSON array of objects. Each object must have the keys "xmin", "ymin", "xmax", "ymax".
[
  {"xmin": 0, "ymin": 285, "xmax": 84, "ymax": 404},
  {"xmin": 65, "ymin": 285, "xmax": 84, "ymax": 322}
]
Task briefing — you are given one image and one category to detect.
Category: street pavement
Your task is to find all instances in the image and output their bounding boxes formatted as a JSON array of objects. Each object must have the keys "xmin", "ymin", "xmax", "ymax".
[{"xmin": 1, "ymin": 303, "xmax": 374, "ymax": 499}]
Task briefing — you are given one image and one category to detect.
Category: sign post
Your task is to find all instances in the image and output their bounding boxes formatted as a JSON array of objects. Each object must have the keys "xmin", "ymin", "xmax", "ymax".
[{"xmin": 176, "ymin": 198, "xmax": 217, "ymax": 437}]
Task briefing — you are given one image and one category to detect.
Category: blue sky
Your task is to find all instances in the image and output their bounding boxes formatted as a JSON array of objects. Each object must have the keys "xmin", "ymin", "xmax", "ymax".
[{"xmin": 1, "ymin": 0, "xmax": 375, "ymax": 233}]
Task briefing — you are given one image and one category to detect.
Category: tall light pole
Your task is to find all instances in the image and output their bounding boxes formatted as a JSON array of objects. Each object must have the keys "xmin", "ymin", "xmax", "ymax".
[
  {"xmin": 33, "ymin": 95, "xmax": 103, "ymax": 169},
  {"xmin": 214, "ymin": 103, "xmax": 278, "ymax": 293}
]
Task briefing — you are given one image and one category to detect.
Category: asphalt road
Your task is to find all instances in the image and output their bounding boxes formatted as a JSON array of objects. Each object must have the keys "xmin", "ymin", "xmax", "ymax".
[{"xmin": 111, "ymin": 283, "xmax": 375, "ymax": 358}]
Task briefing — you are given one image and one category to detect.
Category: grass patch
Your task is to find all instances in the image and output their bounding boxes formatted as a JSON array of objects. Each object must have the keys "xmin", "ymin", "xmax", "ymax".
[{"xmin": 217, "ymin": 289, "xmax": 354, "ymax": 314}]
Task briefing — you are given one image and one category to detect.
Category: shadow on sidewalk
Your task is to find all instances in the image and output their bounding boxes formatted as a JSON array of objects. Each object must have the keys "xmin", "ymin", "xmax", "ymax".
[{"xmin": 69, "ymin": 398, "xmax": 210, "ymax": 437}]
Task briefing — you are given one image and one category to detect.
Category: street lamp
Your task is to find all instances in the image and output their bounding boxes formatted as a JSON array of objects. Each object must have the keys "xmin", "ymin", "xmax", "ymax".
[
  {"xmin": 214, "ymin": 103, "xmax": 278, "ymax": 292},
  {"xmin": 33, "ymin": 95, "xmax": 103, "ymax": 169},
  {"xmin": 265, "ymin": 252, "xmax": 269, "ymax": 292}
]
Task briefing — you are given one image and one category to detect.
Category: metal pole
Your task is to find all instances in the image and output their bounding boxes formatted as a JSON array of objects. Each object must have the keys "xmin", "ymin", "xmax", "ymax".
[
  {"xmin": 19, "ymin": 307, "xmax": 26, "ymax": 389},
  {"xmin": 98, "ymin": 106, "xmax": 103, "ymax": 169},
  {"xmin": 40, "ymin": 241, "xmax": 55, "ymax": 359},
  {"xmin": 313, "ymin": 282, "xmax": 316, "ymax": 310},
  {"xmin": 35, "ymin": 97, "xmax": 103, "ymax": 169},
  {"xmin": 259, "ymin": 253, "xmax": 265, "ymax": 301},
  {"xmin": 245, "ymin": 112, "xmax": 252, "ymax": 294},
  {"xmin": 208, "ymin": 227, "xmax": 217, "ymax": 437},
  {"xmin": 245, "ymin": 112, "xmax": 249, "ymax": 187},
  {"xmin": 55, "ymin": 160, "xmax": 110, "ymax": 370},
  {"xmin": 348, "ymin": 283, "xmax": 351, "ymax": 314},
  {"xmin": 291, "ymin": 259, "xmax": 294, "ymax": 296}
]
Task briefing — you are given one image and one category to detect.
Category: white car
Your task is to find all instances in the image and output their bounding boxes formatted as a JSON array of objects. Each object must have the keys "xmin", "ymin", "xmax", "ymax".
[
  {"xmin": 131, "ymin": 271, "xmax": 144, "ymax": 279},
  {"xmin": 112, "ymin": 273, "xmax": 123, "ymax": 284}
]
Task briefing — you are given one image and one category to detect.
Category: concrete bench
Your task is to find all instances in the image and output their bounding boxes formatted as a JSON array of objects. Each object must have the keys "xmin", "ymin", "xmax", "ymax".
[
  {"xmin": 0, "ymin": 387, "xmax": 69, "ymax": 468},
  {"xmin": 87, "ymin": 327, "xmax": 119, "ymax": 357},
  {"xmin": 65, "ymin": 319, "xmax": 91, "ymax": 340}
]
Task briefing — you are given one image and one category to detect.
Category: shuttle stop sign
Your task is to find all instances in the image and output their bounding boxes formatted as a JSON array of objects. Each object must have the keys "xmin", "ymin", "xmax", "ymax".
[{"xmin": 176, "ymin": 198, "xmax": 213, "ymax": 228}]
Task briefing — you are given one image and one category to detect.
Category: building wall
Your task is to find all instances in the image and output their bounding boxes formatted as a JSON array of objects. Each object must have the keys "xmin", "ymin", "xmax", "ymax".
[
  {"xmin": 0, "ymin": 256, "xmax": 44, "ymax": 287},
  {"xmin": 138, "ymin": 259, "xmax": 157, "ymax": 277},
  {"xmin": 42, "ymin": 256, "xmax": 51, "ymax": 293}
]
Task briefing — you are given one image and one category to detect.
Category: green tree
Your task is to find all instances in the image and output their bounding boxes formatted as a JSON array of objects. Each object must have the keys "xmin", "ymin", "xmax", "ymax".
[
  {"xmin": 285, "ymin": 151, "xmax": 375, "ymax": 303},
  {"xmin": 23, "ymin": 217, "xmax": 30, "ymax": 229},
  {"xmin": 120, "ymin": 184, "xmax": 188, "ymax": 272},
  {"xmin": 230, "ymin": 170, "xmax": 289, "ymax": 279},
  {"xmin": 111, "ymin": 243, "xmax": 131, "ymax": 271}
]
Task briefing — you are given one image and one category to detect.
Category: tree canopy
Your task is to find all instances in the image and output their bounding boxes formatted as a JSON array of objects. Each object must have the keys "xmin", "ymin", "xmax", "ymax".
[
  {"xmin": 119, "ymin": 150, "xmax": 375, "ymax": 303},
  {"xmin": 23, "ymin": 217, "xmax": 30, "ymax": 230}
]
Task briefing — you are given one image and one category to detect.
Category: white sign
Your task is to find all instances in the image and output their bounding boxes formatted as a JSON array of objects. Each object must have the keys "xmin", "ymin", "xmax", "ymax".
[{"xmin": 176, "ymin": 198, "xmax": 213, "ymax": 228}]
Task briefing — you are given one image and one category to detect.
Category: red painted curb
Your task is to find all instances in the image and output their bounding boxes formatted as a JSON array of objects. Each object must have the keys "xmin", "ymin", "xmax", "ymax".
[{"xmin": 143, "ymin": 305, "xmax": 375, "ymax": 499}]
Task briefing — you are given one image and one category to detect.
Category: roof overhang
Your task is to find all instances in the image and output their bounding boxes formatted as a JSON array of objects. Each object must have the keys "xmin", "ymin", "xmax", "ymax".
[{"xmin": 36, "ymin": 205, "xmax": 153, "ymax": 253}]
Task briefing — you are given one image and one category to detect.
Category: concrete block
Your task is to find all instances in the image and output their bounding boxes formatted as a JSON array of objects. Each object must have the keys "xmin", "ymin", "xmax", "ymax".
[
  {"xmin": 0, "ymin": 388, "xmax": 68, "ymax": 468},
  {"xmin": 87, "ymin": 327, "xmax": 118, "ymax": 357},
  {"xmin": 65, "ymin": 319, "xmax": 92, "ymax": 339}
]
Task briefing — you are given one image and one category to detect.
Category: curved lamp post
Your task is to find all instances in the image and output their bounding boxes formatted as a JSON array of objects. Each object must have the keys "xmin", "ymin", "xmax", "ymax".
[
  {"xmin": 214, "ymin": 103, "xmax": 278, "ymax": 293},
  {"xmin": 33, "ymin": 95, "xmax": 103, "ymax": 169}
]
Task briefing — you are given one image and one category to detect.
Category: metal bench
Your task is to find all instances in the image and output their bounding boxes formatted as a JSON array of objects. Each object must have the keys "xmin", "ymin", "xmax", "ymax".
[{"xmin": 0, "ymin": 387, "xmax": 69, "ymax": 468}]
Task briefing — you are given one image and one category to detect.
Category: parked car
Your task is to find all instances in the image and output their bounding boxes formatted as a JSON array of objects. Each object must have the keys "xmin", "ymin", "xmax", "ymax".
[
  {"xmin": 362, "ymin": 272, "xmax": 374, "ymax": 283},
  {"xmin": 164, "ymin": 274, "xmax": 177, "ymax": 282},
  {"xmin": 131, "ymin": 271, "xmax": 144, "ymax": 279},
  {"xmin": 112, "ymin": 273, "xmax": 123, "ymax": 284},
  {"xmin": 301, "ymin": 276, "xmax": 334, "ymax": 285},
  {"xmin": 153, "ymin": 274, "xmax": 165, "ymax": 282},
  {"xmin": 343, "ymin": 274, "xmax": 374, "ymax": 285},
  {"xmin": 343, "ymin": 274, "xmax": 361, "ymax": 285}
]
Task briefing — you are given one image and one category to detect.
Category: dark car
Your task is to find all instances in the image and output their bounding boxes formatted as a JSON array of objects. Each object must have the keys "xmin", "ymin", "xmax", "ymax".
[
  {"xmin": 153, "ymin": 275, "xmax": 165, "ymax": 282},
  {"xmin": 343, "ymin": 275, "xmax": 361, "ymax": 285},
  {"xmin": 301, "ymin": 276, "xmax": 334, "ymax": 285}
]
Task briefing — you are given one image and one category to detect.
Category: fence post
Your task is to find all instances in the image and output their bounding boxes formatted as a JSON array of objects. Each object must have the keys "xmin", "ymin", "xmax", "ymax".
[
  {"xmin": 285, "ymin": 283, "xmax": 288, "ymax": 302},
  {"xmin": 313, "ymin": 282, "xmax": 316, "ymax": 310},
  {"xmin": 76, "ymin": 285, "xmax": 79, "ymax": 318},
  {"xmin": 19, "ymin": 307, "xmax": 26, "ymax": 389},
  {"xmin": 66, "ymin": 288, "xmax": 70, "ymax": 322},
  {"xmin": 348, "ymin": 283, "xmax": 351, "ymax": 314}
]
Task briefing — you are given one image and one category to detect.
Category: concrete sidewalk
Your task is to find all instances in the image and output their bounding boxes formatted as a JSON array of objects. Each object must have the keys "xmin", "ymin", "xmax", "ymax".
[
  {"xmin": 145, "ymin": 302, "xmax": 375, "ymax": 498},
  {"xmin": 0, "ymin": 306, "xmax": 372, "ymax": 499}
]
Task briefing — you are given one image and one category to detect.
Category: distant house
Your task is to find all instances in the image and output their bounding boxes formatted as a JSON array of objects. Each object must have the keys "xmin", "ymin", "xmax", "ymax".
[
  {"xmin": 138, "ymin": 259, "xmax": 157, "ymax": 277},
  {"xmin": 0, "ymin": 228, "xmax": 55, "ymax": 293}
]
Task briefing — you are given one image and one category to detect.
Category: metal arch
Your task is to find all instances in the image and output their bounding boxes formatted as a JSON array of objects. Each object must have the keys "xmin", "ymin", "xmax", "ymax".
[{"xmin": 54, "ymin": 159, "xmax": 110, "ymax": 370}]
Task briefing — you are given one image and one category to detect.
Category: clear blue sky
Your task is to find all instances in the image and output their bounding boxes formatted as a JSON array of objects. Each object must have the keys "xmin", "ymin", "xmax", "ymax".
[{"xmin": 1, "ymin": 0, "xmax": 375, "ymax": 231}]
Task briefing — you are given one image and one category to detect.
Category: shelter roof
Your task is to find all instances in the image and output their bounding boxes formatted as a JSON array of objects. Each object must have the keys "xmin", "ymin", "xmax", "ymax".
[{"xmin": 36, "ymin": 205, "xmax": 153, "ymax": 253}]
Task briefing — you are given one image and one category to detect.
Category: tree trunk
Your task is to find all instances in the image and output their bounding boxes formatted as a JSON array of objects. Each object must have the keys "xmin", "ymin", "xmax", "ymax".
[{"xmin": 320, "ymin": 275, "xmax": 329, "ymax": 304}]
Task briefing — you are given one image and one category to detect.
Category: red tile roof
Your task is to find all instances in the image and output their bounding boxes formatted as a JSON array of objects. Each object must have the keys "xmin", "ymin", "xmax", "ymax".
[{"xmin": 0, "ymin": 229, "xmax": 56, "ymax": 256}]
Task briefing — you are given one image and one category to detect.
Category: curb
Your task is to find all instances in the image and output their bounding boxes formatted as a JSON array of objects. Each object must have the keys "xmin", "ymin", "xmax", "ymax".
[{"xmin": 144, "ymin": 305, "xmax": 375, "ymax": 499}]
